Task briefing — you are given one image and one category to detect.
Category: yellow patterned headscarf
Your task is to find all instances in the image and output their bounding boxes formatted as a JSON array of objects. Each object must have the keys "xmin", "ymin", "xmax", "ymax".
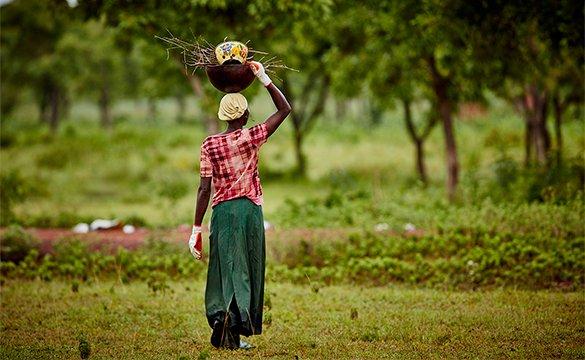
[{"xmin": 218, "ymin": 93, "xmax": 248, "ymax": 121}]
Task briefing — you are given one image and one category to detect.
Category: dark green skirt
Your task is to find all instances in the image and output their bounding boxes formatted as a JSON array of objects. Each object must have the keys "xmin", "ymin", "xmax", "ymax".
[{"xmin": 205, "ymin": 197, "xmax": 265, "ymax": 336}]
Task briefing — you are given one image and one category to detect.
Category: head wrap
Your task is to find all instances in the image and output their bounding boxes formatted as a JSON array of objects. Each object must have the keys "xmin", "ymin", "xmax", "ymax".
[{"xmin": 218, "ymin": 93, "xmax": 248, "ymax": 121}]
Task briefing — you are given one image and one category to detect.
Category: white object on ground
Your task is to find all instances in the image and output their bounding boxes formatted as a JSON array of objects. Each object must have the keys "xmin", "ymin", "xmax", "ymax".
[
  {"xmin": 72, "ymin": 223, "xmax": 90, "ymax": 234},
  {"xmin": 263, "ymin": 221, "xmax": 273, "ymax": 231},
  {"xmin": 404, "ymin": 223, "xmax": 416, "ymax": 232},
  {"xmin": 90, "ymin": 219, "xmax": 120, "ymax": 231},
  {"xmin": 122, "ymin": 225, "xmax": 136, "ymax": 234},
  {"xmin": 374, "ymin": 223, "xmax": 389, "ymax": 232}
]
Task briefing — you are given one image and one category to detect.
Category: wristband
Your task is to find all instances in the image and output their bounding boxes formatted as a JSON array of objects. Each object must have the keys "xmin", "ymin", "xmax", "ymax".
[
  {"xmin": 192, "ymin": 225, "xmax": 202, "ymax": 234},
  {"xmin": 259, "ymin": 73, "xmax": 272, "ymax": 87}
]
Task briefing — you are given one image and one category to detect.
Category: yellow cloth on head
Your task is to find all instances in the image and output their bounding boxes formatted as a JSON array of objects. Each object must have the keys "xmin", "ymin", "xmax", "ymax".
[{"xmin": 218, "ymin": 93, "xmax": 248, "ymax": 121}]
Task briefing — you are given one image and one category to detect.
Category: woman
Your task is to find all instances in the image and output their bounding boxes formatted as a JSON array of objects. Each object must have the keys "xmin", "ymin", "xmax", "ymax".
[{"xmin": 188, "ymin": 61, "xmax": 291, "ymax": 349}]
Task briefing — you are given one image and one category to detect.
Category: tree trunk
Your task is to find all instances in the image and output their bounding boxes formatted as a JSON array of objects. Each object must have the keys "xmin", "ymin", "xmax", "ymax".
[
  {"xmin": 534, "ymin": 94, "xmax": 549, "ymax": 164},
  {"xmin": 48, "ymin": 86, "xmax": 60, "ymax": 133},
  {"xmin": 176, "ymin": 94, "xmax": 186, "ymax": 123},
  {"xmin": 147, "ymin": 98, "xmax": 157, "ymax": 122},
  {"xmin": 402, "ymin": 99, "xmax": 428, "ymax": 184},
  {"xmin": 39, "ymin": 90, "xmax": 50, "ymax": 125},
  {"xmin": 523, "ymin": 85, "xmax": 550, "ymax": 166},
  {"xmin": 293, "ymin": 129, "xmax": 306, "ymax": 177},
  {"xmin": 414, "ymin": 139, "xmax": 427, "ymax": 184},
  {"xmin": 335, "ymin": 98, "xmax": 348, "ymax": 121},
  {"xmin": 99, "ymin": 83, "xmax": 112, "ymax": 129},
  {"xmin": 552, "ymin": 95, "xmax": 563, "ymax": 165},
  {"xmin": 524, "ymin": 115, "xmax": 534, "ymax": 166},
  {"xmin": 369, "ymin": 99, "xmax": 383, "ymax": 127},
  {"xmin": 175, "ymin": 56, "xmax": 218, "ymax": 134},
  {"xmin": 281, "ymin": 74, "xmax": 329, "ymax": 177},
  {"xmin": 440, "ymin": 100, "xmax": 458, "ymax": 201},
  {"xmin": 428, "ymin": 56, "xmax": 459, "ymax": 201}
]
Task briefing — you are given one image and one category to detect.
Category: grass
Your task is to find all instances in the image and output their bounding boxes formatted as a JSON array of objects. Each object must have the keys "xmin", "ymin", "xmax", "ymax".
[
  {"xmin": 2, "ymin": 96, "xmax": 584, "ymax": 228},
  {"xmin": 2, "ymin": 96, "xmax": 583, "ymax": 359},
  {"xmin": 0, "ymin": 279, "xmax": 583, "ymax": 359}
]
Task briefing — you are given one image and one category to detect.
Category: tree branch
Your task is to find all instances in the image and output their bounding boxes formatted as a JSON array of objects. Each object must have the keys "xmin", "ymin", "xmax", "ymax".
[{"xmin": 301, "ymin": 75, "xmax": 330, "ymax": 136}]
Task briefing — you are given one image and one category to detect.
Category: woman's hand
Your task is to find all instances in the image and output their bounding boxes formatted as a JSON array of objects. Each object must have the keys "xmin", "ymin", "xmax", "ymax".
[
  {"xmin": 248, "ymin": 61, "xmax": 272, "ymax": 86},
  {"xmin": 189, "ymin": 225, "xmax": 203, "ymax": 260}
]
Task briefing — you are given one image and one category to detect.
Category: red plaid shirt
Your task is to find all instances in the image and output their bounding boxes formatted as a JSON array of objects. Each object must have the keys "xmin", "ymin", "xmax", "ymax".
[{"xmin": 200, "ymin": 123, "xmax": 268, "ymax": 208}]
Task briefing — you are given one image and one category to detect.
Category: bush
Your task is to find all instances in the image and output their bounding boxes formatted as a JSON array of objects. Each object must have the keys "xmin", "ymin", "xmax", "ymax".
[
  {"xmin": 36, "ymin": 144, "xmax": 81, "ymax": 169},
  {"xmin": 20, "ymin": 211, "xmax": 94, "ymax": 228},
  {"xmin": 0, "ymin": 236, "xmax": 207, "ymax": 282},
  {"xmin": 0, "ymin": 130, "xmax": 16, "ymax": 148},
  {"xmin": 0, "ymin": 170, "xmax": 46, "ymax": 226},
  {"xmin": 0, "ymin": 225, "xmax": 40, "ymax": 263},
  {"xmin": 270, "ymin": 230, "xmax": 585, "ymax": 289}
]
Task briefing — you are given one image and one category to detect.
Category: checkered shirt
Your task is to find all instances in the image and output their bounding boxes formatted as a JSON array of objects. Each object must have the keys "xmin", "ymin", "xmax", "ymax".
[{"xmin": 200, "ymin": 123, "xmax": 268, "ymax": 208}]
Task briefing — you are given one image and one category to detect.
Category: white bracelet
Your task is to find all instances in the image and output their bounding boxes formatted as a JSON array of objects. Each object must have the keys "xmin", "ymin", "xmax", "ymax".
[
  {"xmin": 192, "ymin": 225, "xmax": 202, "ymax": 234},
  {"xmin": 259, "ymin": 73, "xmax": 272, "ymax": 86}
]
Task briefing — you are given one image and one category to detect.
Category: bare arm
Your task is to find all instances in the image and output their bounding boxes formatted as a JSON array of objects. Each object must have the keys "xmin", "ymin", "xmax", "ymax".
[
  {"xmin": 193, "ymin": 177, "xmax": 212, "ymax": 226},
  {"xmin": 263, "ymin": 83, "xmax": 292, "ymax": 137},
  {"xmin": 249, "ymin": 61, "xmax": 292, "ymax": 137}
]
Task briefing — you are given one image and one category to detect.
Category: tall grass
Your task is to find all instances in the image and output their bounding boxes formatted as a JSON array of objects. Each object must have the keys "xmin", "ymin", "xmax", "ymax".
[{"xmin": 1, "ymin": 96, "xmax": 583, "ymax": 227}]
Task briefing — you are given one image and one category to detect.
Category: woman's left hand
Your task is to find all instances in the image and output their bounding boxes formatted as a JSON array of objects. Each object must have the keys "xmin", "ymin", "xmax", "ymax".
[{"xmin": 189, "ymin": 226, "xmax": 203, "ymax": 260}]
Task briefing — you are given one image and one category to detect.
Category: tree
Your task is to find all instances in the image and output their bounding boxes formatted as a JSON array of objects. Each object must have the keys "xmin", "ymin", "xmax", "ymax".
[
  {"xmin": 331, "ymin": 1, "xmax": 482, "ymax": 200},
  {"xmin": 269, "ymin": 1, "xmax": 343, "ymax": 177},
  {"xmin": 57, "ymin": 18, "xmax": 127, "ymax": 129},
  {"xmin": 1, "ymin": 0, "xmax": 74, "ymax": 132},
  {"xmin": 80, "ymin": 0, "xmax": 332, "ymax": 136},
  {"xmin": 341, "ymin": 5, "xmax": 439, "ymax": 185},
  {"xmin": 130, "ymin": 38, "xmax": 192, "ymax": 123},
  {"xmin": 454, "ymin": 0, "xmax": 584, "ymax": 166}
]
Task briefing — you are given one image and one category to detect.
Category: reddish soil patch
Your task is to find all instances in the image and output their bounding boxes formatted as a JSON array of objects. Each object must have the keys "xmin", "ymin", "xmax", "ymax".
[
  {"xmin": 2, "ymin": 225, "xmax": 425, "ymax": 255},
  {"xmin": 1, "ymin": 227, "xmax": 191, "ymax": 254}
]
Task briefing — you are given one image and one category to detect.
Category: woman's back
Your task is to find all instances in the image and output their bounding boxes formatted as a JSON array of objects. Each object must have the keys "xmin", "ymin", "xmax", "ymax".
[{"xmin": 200, "ymin": 123, "xmax": 268, "ymax": 207}]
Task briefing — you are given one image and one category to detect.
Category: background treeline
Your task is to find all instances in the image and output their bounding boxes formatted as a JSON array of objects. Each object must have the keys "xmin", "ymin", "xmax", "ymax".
[{"xmin": 1, "ymin": 0, "xmax": 583, "ymax": 201}]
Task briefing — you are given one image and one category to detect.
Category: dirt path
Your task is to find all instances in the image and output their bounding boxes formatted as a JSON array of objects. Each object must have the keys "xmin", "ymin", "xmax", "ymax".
[{"xmin": 2, "ymin": 226, "xmax": 425, "ymax": 254}]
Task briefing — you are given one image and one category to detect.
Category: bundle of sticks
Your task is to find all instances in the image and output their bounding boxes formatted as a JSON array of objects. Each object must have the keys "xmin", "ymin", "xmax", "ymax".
[{"xmin": 155, "ymin": 31, "xmax": 297, "ymax": 76}]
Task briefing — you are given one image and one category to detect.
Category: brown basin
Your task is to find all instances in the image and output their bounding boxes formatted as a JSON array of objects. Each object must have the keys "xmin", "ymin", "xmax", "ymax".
[{"xmin": 205, "ymin": 63, "xmax": 256, "ymax": 93}]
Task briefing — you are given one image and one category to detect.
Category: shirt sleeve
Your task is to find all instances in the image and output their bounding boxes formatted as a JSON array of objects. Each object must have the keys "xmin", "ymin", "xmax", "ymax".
[
  {"xmin": 248, "ymin": 123, "xmax": 268, "ymax": 147},
  {"xmin": 199, "ymin": 146, "xmax": 213, "ymax": 178}
]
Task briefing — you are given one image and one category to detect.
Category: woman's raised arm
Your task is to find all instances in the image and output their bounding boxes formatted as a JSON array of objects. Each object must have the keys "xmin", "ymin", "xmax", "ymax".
[{"xmin": 248, "ymin": 61, "xmax": 291, "ymax": 137}]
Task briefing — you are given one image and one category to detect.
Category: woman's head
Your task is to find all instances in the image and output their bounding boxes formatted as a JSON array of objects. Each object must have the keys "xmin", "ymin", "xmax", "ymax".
[{"xmin": 218, "ymin": 93, "xmax": 248, "ymax": 124}]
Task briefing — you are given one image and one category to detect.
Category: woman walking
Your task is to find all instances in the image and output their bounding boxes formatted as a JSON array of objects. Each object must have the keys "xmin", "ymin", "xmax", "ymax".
[{"xmin": 188, "ymin": 61, "xmax": 291, "ymax": 349}]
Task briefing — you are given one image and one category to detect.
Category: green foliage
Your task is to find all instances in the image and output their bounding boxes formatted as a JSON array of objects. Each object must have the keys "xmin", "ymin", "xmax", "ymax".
[
  {"xmin": 146, "ymin": 271, "xmax": 170, "ymax": 294},
  {"xmin": 71, "ymin": 279, "xmax": 80, "ymax": 293},
  {"xmin": 157, "ymin": 176, "xmax": 189, "ymax": 203},
  {"xmin": 78, "ymin": 334, "xmax": 91, "ymax": 359},
  {"xmin": 197, "ymin": 350, "xmax": 210, "ymax": 360},
  {"xmin": 1, "ymin": 170, "xmax": 28, "ymax": 225},
  {"xmin": 0, "ymin": 237, "xmax": 206, "ymax": 283},
  {"xmin": 1, "ymin": 279, "xmax": 582, "ymax": 359},
  {"xmin": 267, "ymin": 185, "xmax": 584, "ymax": 289},
  {"xmin": 0, "ymin": 225, "xmax": 40, "ymax": 263},
  {"xmin": 270, "ymin": 229, "xmax": 584, "ymax": 290},
  {"xmin": 0, "ymin": 169, "xmax": 47, "ymax": 225},
  {"xmin": 2, "ymin": 203, "xmax": 582, "ymax": 289},
  {"xmin": 465, "ymin": 155, "xmax": 585, "ymax": 204},
  {"xmin": 0, "ymin": 0, "xmax": 74, "ymax": 120},
  {"xmin": 19, "ymin": 211, "xmax": 95, "ymax": 229},
  {"xmin": 36, "ymin": 143, "xmax": 82, "ymax": 169}
]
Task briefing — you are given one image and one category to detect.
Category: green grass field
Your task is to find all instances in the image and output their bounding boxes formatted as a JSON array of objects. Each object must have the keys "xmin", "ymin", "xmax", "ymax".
[
  {"xmin": 2, "ymin": 97, "xmax": 584, "ymax": 359},
  {"xmin": 1, "ymin": 279, "xmax": 584, "ymax": 359},
  {"xmin": 2, "ymin": 96, "xmax": 584, "ymax": 227}
]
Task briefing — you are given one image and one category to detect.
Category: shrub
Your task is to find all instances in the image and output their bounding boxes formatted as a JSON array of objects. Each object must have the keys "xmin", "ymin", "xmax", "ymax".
[
  {"xmin": 36, "ymin": 144, "xmax": 80, "ymax": 169},
  {"xmin": 21, "ymin": 211, "xmax": 94, "ymax": 228},
  {"xmin": 0, "ymin": 225, "xmax": 40, "ymax": 263},
  {"xmin": 0, "ymin": 236, "xmax": 207, "ymax": 282},
  {"xmin": 0, "ymin": 170, "xmax": 46, "ymax": 226}
]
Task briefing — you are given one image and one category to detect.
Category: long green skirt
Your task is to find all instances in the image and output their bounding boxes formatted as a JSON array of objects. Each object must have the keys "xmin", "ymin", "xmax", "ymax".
[{"xmin": 205, "ymin": 197, "xmax": 265, "ymax": 337}]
